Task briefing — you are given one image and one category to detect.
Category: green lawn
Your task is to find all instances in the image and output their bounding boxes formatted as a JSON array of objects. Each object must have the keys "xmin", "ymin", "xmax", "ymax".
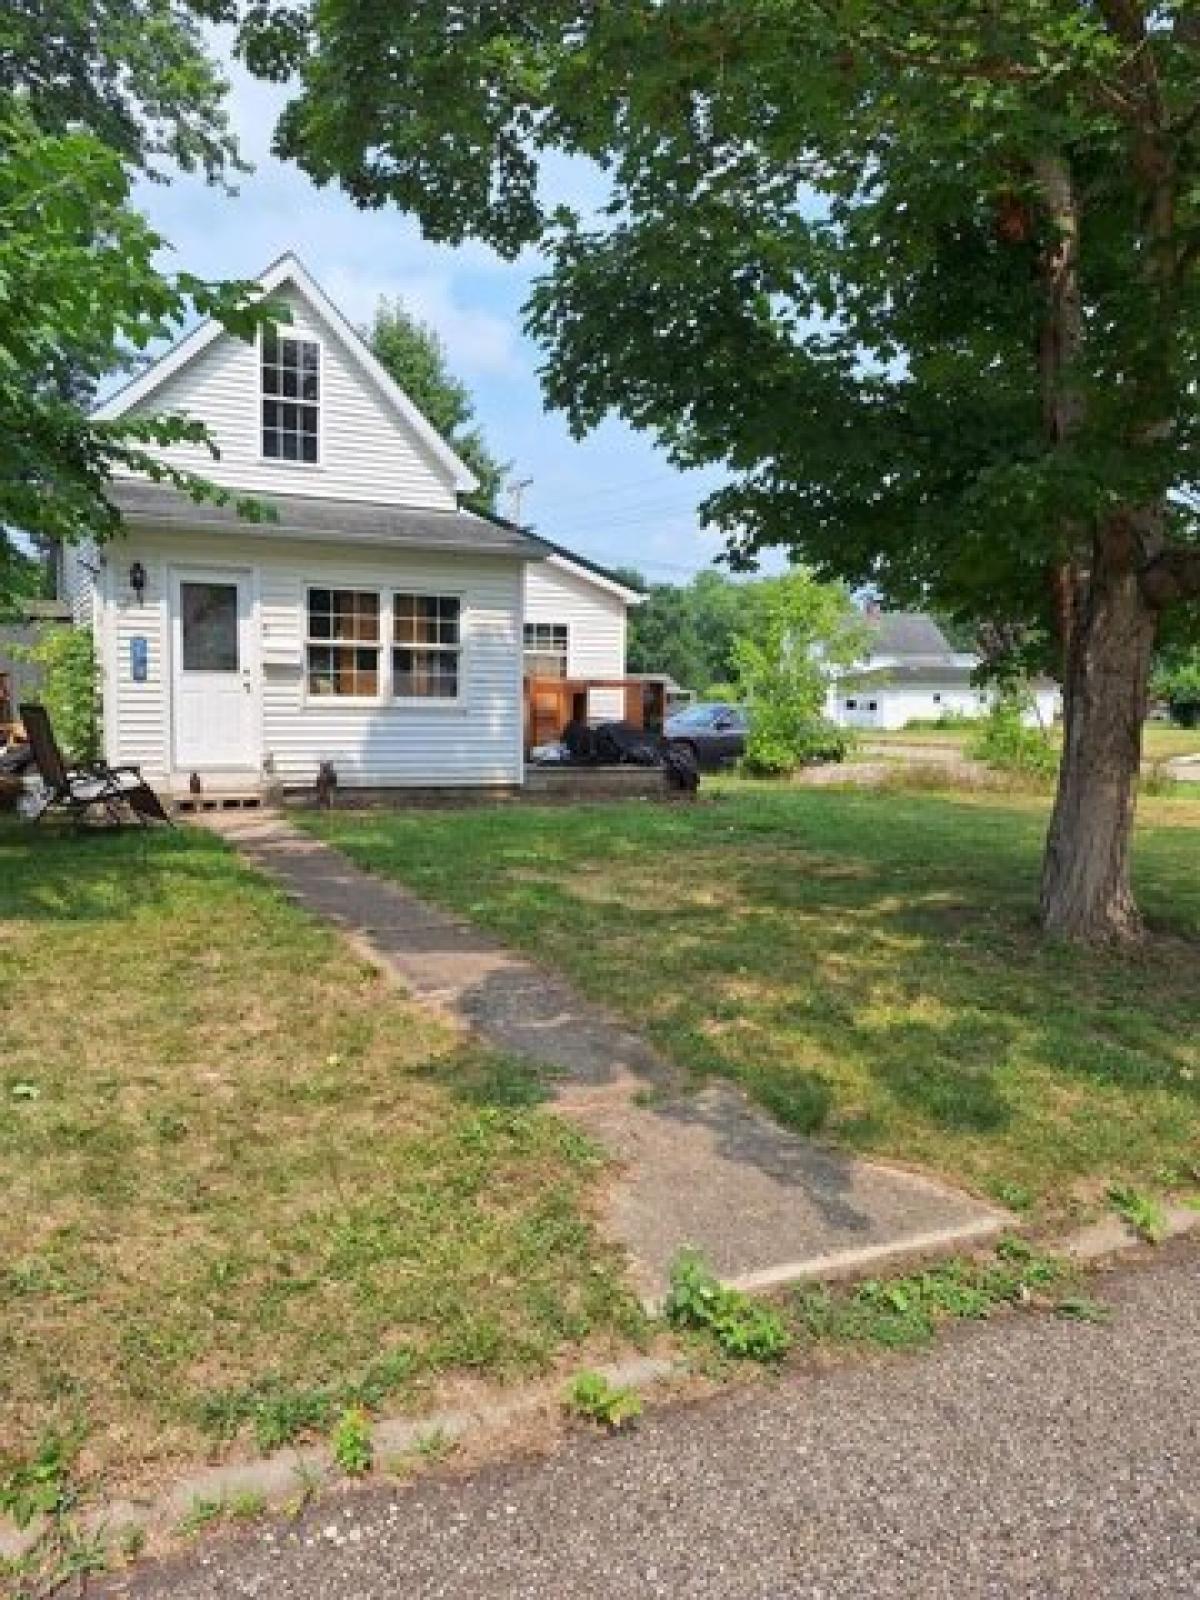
[
  {"xmin": 0, "ymin": 822, "xmax": 639, "ymax": 1491},
  {"xmin": 305, "ymin": 783, "xmax": 1200, "ymax": 1222}
]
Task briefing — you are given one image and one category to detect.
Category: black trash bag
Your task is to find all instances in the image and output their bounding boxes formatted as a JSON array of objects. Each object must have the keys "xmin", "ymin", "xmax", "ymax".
[
  {"xmin": 562, "ymin": 719, "xmax": 598, "ymax": 763},
  {"xmin": 593, "ymin": 721, "xmax": 663, "ymax": 766},
  {"xmin": 663, "ymin": 743, "xmax": 701, "ymax": 794}
]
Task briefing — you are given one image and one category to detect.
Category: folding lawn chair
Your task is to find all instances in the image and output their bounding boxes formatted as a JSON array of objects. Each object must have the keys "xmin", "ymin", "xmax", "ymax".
[{"xmin": 17, "ymin": 703, "xmax": 172, "ymax": 826}]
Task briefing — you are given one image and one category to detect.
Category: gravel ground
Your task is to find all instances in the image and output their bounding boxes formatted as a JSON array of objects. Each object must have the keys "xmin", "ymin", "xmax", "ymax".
[{"xmin": 103, "ymin": 1245, "xmax": 1199, "ymax": 1600}]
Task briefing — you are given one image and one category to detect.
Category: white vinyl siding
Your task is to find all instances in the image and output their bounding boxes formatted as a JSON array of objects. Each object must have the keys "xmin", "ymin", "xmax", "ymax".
[
  {"xmin": 825, "ymin": 683, "xmax": 1060, "ymax": 731},
  {"xmin": 101, "ymin": 552, "xmax": 170, "ymax": 775},
  {"xmin": 524, "ymin": 559, "xmax": 627, "ymax": 719},
  {"xmin": 96, "ymin": 526, "xmax": 524, "ymax": 788},
  {"xmin": 125, "ymin": 285, "xmax": 459, "ymax": 509}
]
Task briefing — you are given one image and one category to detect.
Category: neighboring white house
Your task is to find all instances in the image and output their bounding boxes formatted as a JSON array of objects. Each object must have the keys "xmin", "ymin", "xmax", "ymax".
[
  {"xmin": 63, "ymin": 253, "xmax": 639, "ymax": 796},
  {"xmin": 825, "ymin": 612, "xmax": 1060, "ymax": 732}
]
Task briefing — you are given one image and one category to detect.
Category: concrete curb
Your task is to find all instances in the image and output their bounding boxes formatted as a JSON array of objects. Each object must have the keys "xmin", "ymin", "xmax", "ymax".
[
  {"xmin": 1063, "ymin": 1202, "xmax": 1199, "ymax": 1262},
  {"xmin": 0, "ymin": 1355, "xmax": 678, "ymax": 1564},
  {"xmin": 723, "ymin": 1213, "xmax": 1012, "ymax": 1300},
  {"xmin": 3, "ymin": 1211, "xmax": 1196, "ymax": 1567}
]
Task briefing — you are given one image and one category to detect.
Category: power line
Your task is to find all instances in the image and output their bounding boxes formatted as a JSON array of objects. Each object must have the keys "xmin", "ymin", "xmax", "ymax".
[{"xmin": 566, "ymin": 503, "xmax": 715, "ymax": 530}]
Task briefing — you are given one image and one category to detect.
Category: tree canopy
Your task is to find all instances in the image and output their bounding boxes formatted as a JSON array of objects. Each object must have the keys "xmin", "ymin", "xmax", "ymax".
[
  {"xmin": 0, "ymin": 1, "xmax": 255, "ymax": 596},
  {"xmin": 0, "ymin": 0, "xmax": 242, "ymax": 183},
  {"xmin": 237, "ymin": 1, "xmax": 1200, "ymax": 939},
  {"xmin": 363, "ymin": 299, "xmax": 506, "ymax": 512},
  {"xmin": 0, "ymin": 102, "xmax": 273, "ymax": 606},
  {"xmin": 626, "ymin": 570, "xmax": 773, "ymax": 693}
]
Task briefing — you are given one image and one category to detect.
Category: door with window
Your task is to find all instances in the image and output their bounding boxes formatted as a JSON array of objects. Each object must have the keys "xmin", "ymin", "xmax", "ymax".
[{"xmin": 171, "ymin": 570, "xmax": 257, "ymax": 770}]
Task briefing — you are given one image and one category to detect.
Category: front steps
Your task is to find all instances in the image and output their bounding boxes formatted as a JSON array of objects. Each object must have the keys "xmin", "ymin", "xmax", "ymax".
[{"xmin": 172, "ymin": 792, "xmax": 266, "ymax": 816}]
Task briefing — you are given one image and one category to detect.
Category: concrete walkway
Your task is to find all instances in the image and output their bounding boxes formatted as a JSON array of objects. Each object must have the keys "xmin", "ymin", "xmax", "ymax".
[{"xmin": 205, "ymin": 812, "xmax": 1006, "ymax": 1300}]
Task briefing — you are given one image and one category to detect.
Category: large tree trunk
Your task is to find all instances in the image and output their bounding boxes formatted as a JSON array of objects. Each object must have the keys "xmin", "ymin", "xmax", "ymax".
[{"xmin": 1039, "ymin": 519, "xmax": 1159, "ymax": 943}]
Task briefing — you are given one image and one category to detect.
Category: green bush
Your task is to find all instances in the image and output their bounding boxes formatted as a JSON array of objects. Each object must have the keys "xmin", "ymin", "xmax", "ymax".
[
  {"xmin": 742, "ymin": 714, "xmax": 853, "ymax": 776},
  {"xmin": 24, "ymin": 626, "xmax": 99, "ymax": 763},
  {"xmin": 967, "ymin": 691, "xmax": 1057, "ymax": 779},
  {"xmin": 731, "ymin": 569, "xmax": 866, "ymax": 777}
]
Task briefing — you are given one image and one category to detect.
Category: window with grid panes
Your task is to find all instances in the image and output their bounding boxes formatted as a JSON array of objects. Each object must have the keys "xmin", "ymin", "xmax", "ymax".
[
  {"xmin": 262, "ymin": 327, "xmax": 320, "ymax": 462},
  {"xmin": 306, "ymin": 589, "xmax": 380, "ymax": 697},
  {"xmin": 523, "ymin": 621, "xmax": 569, "ymax": 678},
  {"xmin": 393, "ymin": 593, "xmax": 461, "ymax": 699}
]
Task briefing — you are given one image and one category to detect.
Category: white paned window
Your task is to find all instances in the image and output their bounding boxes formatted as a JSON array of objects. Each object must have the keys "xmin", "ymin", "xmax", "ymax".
[
  {"xmin": 262, "ymin": 327, "xmax": 320, "ymax": 462},
  {"xmin": 393, "ymin": 593, "xmax": 461, "ymax": 699},
  {"xmin": 523, "ymin": 621, "xmax": 569, "ymax": 678},
  {"xmin": 307, "ymin": 588, "xmax": 380, "ymax": 698}
]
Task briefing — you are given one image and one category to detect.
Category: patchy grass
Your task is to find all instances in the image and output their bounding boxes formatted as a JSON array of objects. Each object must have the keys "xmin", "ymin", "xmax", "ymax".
[
  {"xmin": 0, "ymin": 821, "xmax": 640, "ymax": 1491},
  {"xmin": 866, "ymin": 724, "xmax": 1200, "ymax": 761},
  {"xmin": 304, "ymin": 783, "xmax": 1200, "ymax": 1222}
]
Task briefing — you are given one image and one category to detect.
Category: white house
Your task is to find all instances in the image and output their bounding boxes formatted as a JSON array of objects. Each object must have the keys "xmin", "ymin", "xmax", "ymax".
[
  {"xmin": 826, "ymin": 612, "xmax": 1060, "ymax": 732},
  {"xmin": 63, "ymin": 254, "xmax": 640, "ymax": 797}
]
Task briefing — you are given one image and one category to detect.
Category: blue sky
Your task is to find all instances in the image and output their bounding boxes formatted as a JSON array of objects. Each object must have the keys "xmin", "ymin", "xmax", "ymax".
[{"xmin": 132, "ymin": 36, "xmax": 744, "ymax": 583}]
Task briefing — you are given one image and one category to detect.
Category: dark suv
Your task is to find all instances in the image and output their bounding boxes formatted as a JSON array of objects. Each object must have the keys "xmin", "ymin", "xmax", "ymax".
[{"xmin": 664, "ymin": 702, "xmax": 749, "ymax": 768}]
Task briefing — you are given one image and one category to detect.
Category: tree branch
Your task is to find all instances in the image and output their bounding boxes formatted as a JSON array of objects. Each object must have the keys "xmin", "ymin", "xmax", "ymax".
[{"xmin": 1139, "ymin": 545, "xmax": 1200, "ymax": 607}]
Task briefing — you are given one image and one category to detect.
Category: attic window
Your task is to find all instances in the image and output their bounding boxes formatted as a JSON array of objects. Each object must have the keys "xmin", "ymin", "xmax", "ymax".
[{"xmin": 262, "ymin": 327, "xmax": 320, "ymax": 462}]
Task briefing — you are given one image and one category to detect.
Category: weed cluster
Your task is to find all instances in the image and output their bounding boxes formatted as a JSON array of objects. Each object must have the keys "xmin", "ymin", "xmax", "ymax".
[
  {"xmin": 331, "ymin": 1408, "xmax": 374, "ymax": 1477},
  {"xmin": 0, "ymin": 1430, "xmax": 105, "ymax": 1598},
  {"xmin": 1107, "ymin": 1183, "xmax": 1168, "ymax": 1244},
  {"xmin": 665, "ymin": 1252, "xmax": 790, "ymax": 1361},
  {"xmin": 795, "ymin": 1238, "xmax": 1100, "ymax": 1350},
  {"xmin": 563, "ymin": 1371, "xmax": 643, "ymax": 1431}
]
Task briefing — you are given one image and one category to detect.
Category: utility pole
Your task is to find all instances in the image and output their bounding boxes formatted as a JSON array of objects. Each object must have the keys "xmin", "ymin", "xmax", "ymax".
[{"xmin": 506, "ymin": 476, "xmax": 533, "ymax": 525}]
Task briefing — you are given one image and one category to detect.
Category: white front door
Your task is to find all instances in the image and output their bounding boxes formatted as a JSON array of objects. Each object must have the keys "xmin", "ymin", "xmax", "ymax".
[{"xmin": 171, "ymin": 568, "xmax": 258, "ymax": 770}]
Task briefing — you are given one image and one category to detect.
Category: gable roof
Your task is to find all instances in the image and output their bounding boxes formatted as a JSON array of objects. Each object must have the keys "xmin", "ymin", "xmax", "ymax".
[
  {"xmin": 107, "ymin": 480, "xmax": 541, "ymax": 558},
  {"xmin": 525, "ymin": 534, "xmax": 645, "ymax": 603},
  {"xmin": 92, "ymin": 252, "xmax": 479, "ymax": 495},
  {"xmin": 867, "ymin": 611, "xmax": 954, "ymax": 658}
]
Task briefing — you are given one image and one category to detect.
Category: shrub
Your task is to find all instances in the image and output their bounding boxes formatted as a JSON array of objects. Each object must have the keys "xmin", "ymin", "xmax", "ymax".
[
  {"xmin": 732, "ymin": 570, "xmax": 866, "ymax": 777},
  {"xmin": 967, "ymin": 691, "xmax": 1057, "ymax": 779},
  {"xmin": 742, "ymin": 714, "xmax": 853, "ymax": 776},
  {"xmin": 24, "ymin": 626, "xmax": 100, "ymax": 763}
]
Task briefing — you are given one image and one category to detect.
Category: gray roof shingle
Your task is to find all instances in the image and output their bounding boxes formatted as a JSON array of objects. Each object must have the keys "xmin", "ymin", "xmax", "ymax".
[
  {"xmin": 868, "ymin": 611, "xmax": 955, "ymax": 658},
  {"xmin": 106, "ymin": 479, "xmax": 542, "ymax": 558}
]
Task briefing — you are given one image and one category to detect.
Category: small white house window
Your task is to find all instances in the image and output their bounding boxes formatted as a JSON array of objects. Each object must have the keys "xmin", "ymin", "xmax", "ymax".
[
  {"xmin": 932, "ymin": 693, "xmax": 942, "ymax": 704},
  {"xmin": 393, "ymin": 593, "xmax": 461, "ymax": 699},
  {"xmin": 845, "ymin": 698, "xmax": 858, "ymax": 710},
  {"xmin": 524, "ymin": 622, "xmax": 569, "ymax": 678},
  {"xmin": 262, "ymin": 327, "xmax": 320, "ymax": 462},
  {"xmin": 867, "ymin": 700, "xmax": 878, "ymax": 712},
  {"xmin": 307, "ymin": 588, "xmax": 380, "ymax": 697}
]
